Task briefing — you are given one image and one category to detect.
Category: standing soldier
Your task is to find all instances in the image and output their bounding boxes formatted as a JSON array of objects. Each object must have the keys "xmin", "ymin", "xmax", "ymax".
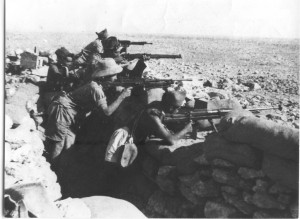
[{"xmin": 44, "ymin": 58, "xmax": 132, "ymax": 171}]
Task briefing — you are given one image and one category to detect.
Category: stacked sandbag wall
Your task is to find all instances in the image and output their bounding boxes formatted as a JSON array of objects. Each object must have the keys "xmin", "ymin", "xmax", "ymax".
[{"xmin": 141, "ymin": 116, "xmax": 299, "ymax": 218}]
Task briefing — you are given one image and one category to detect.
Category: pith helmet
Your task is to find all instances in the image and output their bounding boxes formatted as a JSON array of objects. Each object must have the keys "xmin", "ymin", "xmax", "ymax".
[
  {"xmin": 92, "ymin": 58, "xmax": 123, "ymax": 78},
  {"xmin": 96, "ymin": 28, "xmax": 108, "ymax": 40}
]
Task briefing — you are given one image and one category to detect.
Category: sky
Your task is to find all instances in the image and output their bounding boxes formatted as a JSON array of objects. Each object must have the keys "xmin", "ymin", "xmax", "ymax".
[{"xmin": 5, "ymin": 0, "xmax": 300, "ymax": 38}]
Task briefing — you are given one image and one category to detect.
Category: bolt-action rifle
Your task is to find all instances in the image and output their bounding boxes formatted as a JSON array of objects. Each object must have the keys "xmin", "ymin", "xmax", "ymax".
[
  {"xmin": 163, "ymin": 106, "xmax": 281, "ymax": 139},
  {"xmin": 102, "ymin": 78, "xmax": 192, "ymax": 90},
  {"xmin": 119, "ymin": 40, "xmax": 152, "ymax": 53},
  {"xmin": 122, "ymin": 53, "xmax": 182, "ymax": 60}
]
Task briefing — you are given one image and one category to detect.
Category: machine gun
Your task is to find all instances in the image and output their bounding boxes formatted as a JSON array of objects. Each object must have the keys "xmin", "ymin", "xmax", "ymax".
[
  {"xmin": 119, "ymin": 40, "xmax": 152, "ymax": 53},
  {"xmin": 102, "ymin": 78, "xmax": 192, "ymax": 90},
  {"xmin": 122, "ymin": 53, "xmax": 182, "ymax": 60},
  {"xmin": 163, "ymin": 106, "xmax": 280, "ymax": 139}
]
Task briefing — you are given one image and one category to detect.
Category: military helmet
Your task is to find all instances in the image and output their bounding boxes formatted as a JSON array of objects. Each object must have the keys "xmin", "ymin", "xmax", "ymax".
[
  {"xmin": 96, "ymin": 28, "xmax": 108, "ymax": 40},
  {"xmin": 102, "ymin": 36, "xmax": 120, "ymax": 50},
  {"xmin": 92, "ymin": 58, "xmax": 123, "ymax": 78}
]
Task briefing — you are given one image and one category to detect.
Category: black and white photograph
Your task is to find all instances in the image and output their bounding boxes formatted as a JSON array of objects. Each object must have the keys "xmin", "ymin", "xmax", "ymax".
[{"xmin": 4, "ymin": 0, "xmax": 299, "ymax": 217}]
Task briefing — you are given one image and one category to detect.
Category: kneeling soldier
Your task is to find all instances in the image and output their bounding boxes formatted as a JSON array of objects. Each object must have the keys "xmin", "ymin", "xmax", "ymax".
[{"xmin": 44, "ymin": 58, "xmax": 132, "ymax": 171}]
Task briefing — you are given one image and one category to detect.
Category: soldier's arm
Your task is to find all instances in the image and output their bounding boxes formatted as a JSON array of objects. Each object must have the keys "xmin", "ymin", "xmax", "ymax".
[
  {"xmin": 148, "ymin": 112, "xmax": 193, "ymax": 145},
  {"xmin": 100, "ymin": 87, "xmax": 132, "ymax": 116}
]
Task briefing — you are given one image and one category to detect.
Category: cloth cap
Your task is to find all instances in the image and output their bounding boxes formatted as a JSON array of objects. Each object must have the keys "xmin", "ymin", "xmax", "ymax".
[
  {"xmin": 102, "ymin": 36, "xmax": 120, "ymax": 50},
  {"xmin": 163, "ymin": 90, "xmax": 186, "ymax": 108},
  {"xmin": 55, "ymin": 47, "xmax": 73, "ymax": 61},
  {"xmin": 92, "ymin": 58, "xmax": 123, "ymax": 78},
  {"xmin": 96, "ymin": 28, "xmax": 108, "ymax": 40}
]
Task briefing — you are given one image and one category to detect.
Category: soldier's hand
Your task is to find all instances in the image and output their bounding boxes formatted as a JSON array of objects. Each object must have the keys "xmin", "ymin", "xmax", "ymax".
[
  {"xmin": 115, "ymin": 86, "xmax": 125, "ymax": 92},
  {"xmin": 120, "ymin": 87, "xmax": 132, "ymax": 98}
]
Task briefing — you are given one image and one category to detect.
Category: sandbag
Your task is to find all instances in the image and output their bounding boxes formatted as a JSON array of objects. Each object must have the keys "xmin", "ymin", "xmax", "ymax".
[
  {"xmin": 262, "ymin": 153, "xmax": 298, "ymax": 190},
  {"xmin": 196, "ymin": 98, "xmax": 242, "ymax": 131},
  {"xmin": 203, "ymin": 134, "xmax": 262, "ymax": 168},
  {"xmin": 81, "ymin": 196, "xmax": 146, "ymax": 218},
  {"xmin": 4, "ymin": 183, "xmax": 62, "ymax": 218},
  {"xmin": 221, "ymin": 113, "xmax": 299, "ymax": 161}
]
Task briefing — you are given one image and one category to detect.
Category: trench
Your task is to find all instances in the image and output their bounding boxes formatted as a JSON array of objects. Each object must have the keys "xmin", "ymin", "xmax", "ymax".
[{"xmin": 43, "ymin": 110, "xmax": 159, "ymax": 215}]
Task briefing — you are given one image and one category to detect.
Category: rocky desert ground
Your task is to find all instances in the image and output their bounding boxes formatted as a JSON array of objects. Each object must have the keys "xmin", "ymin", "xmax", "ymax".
[{"xmin": 4, "ymin": 32, "xmax": 299, "ymax": 218}]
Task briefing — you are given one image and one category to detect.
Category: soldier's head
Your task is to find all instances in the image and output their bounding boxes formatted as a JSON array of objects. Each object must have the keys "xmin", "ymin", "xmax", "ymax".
[
  {"xmin": 102, "ymin": 36, "xmax": 120, "ymax": 52},
  {"xmin": 55, "ymin": 47, "xmax": 73, "ymax": 66},
  {"xmin": 96, "ymin": 28, "xmax": 108, "ymax": 40},
  {"xmin": 91, "ymin": 58, "xmax": 123, "ymax": 82},
  {"xmin": 162, "ymin": 90, "xmax": 186, "ymax": 113}
]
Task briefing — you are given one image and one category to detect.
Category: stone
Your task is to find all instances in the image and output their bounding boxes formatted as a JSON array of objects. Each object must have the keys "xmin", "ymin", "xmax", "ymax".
[
  {"xmin": 191, "ymin": 179, "xmax": 219, "ymax": 197},
  {"xmin": 252, "ymin": 83, "xmax": 261, "ymax": 90},
  {"xmin": 252, "ymin": 179, "xmax": 269, "ymax": 193},
  {"xmin": 178, "ymin": 171, "xmax": 201, "ymax": 187},
  {"xmin": 242, "ymin": 191, "xmax": 254, "ymax": 204},
  {"xmin": 252, "ymin": 192, "xmax": 285, "ymax": 210},
  {"xmin": 203, "ymin": 134, "xmax": 261, "ymax": 169},
  {"xmin": 262, "ymin": 153, "xmax": 298, "ymax": 190},
  {"xmin": 211, "ymin": 159, "xmax": 235, "ymax": 168},
  {"xmin": 193, "ymin": 154, "xmax": 210, "ymax": 166},
  {"xmin": 147, "ymin": 190, "xmax": 192, "ymax": 218},
  {"xmin": 155, "ymin": 166, "xmax": 177, "ymax": 195},
  {"xmin": 27, "ymin": 75, "xmax": 41, "ymax": 83},
  {"xmin": 204, "ymin": 201, "xmax": 241, "ymax": 218},
  {"xmin": 212, "ymin": 169, "xmax": 240, "ymax": 187},
  {"xmin": 238, "ymin": 167, "xmax": 265, "ymax": 179},
  {"xmin": 5, "ymin": 115, "xmax": 13, "ymax": 130},
  {"xmin": 179, "ymin": 183, "xmax": 203, "ymax": 205},
  {"xmin": 221, "ymin": 186, "xmax": 239, "ymax": 195},
  {"xmin": 268, "ymin": 183, "xmax": 292, "ymax": 195},
  {"xmin": 222, "ymin": 192, "xmax": 256, "ymax": 215}
]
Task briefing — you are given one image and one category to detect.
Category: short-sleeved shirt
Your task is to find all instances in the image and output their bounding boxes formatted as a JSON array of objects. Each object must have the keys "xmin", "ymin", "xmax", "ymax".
[
  {"xmin": 66, "ymin": 81, "xmax": 107, "ymax": 113},
  {"xmin": 81, "ymin": 39, "xmax": 103, "ymax": 60}
]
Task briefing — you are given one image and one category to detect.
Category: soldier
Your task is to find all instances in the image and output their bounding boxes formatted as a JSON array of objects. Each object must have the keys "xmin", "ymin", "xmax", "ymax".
[
  {"xmin": 44, "ymin": 58, "xmax": 132, "ymax": 171},
  {"xmin": 74, "ymin": 28, "xmax": 108, "ymax": 67},
  {"xmin": 105, "ymin": 90, "xmax": 193, "ymax": 165},
  {"xmin": 45, "ymin": 47, "xmax": 78, "ymax": 93},
  {"xmin": 101, "ymin": 36, "xmax": 125, "ymax": 64}
]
